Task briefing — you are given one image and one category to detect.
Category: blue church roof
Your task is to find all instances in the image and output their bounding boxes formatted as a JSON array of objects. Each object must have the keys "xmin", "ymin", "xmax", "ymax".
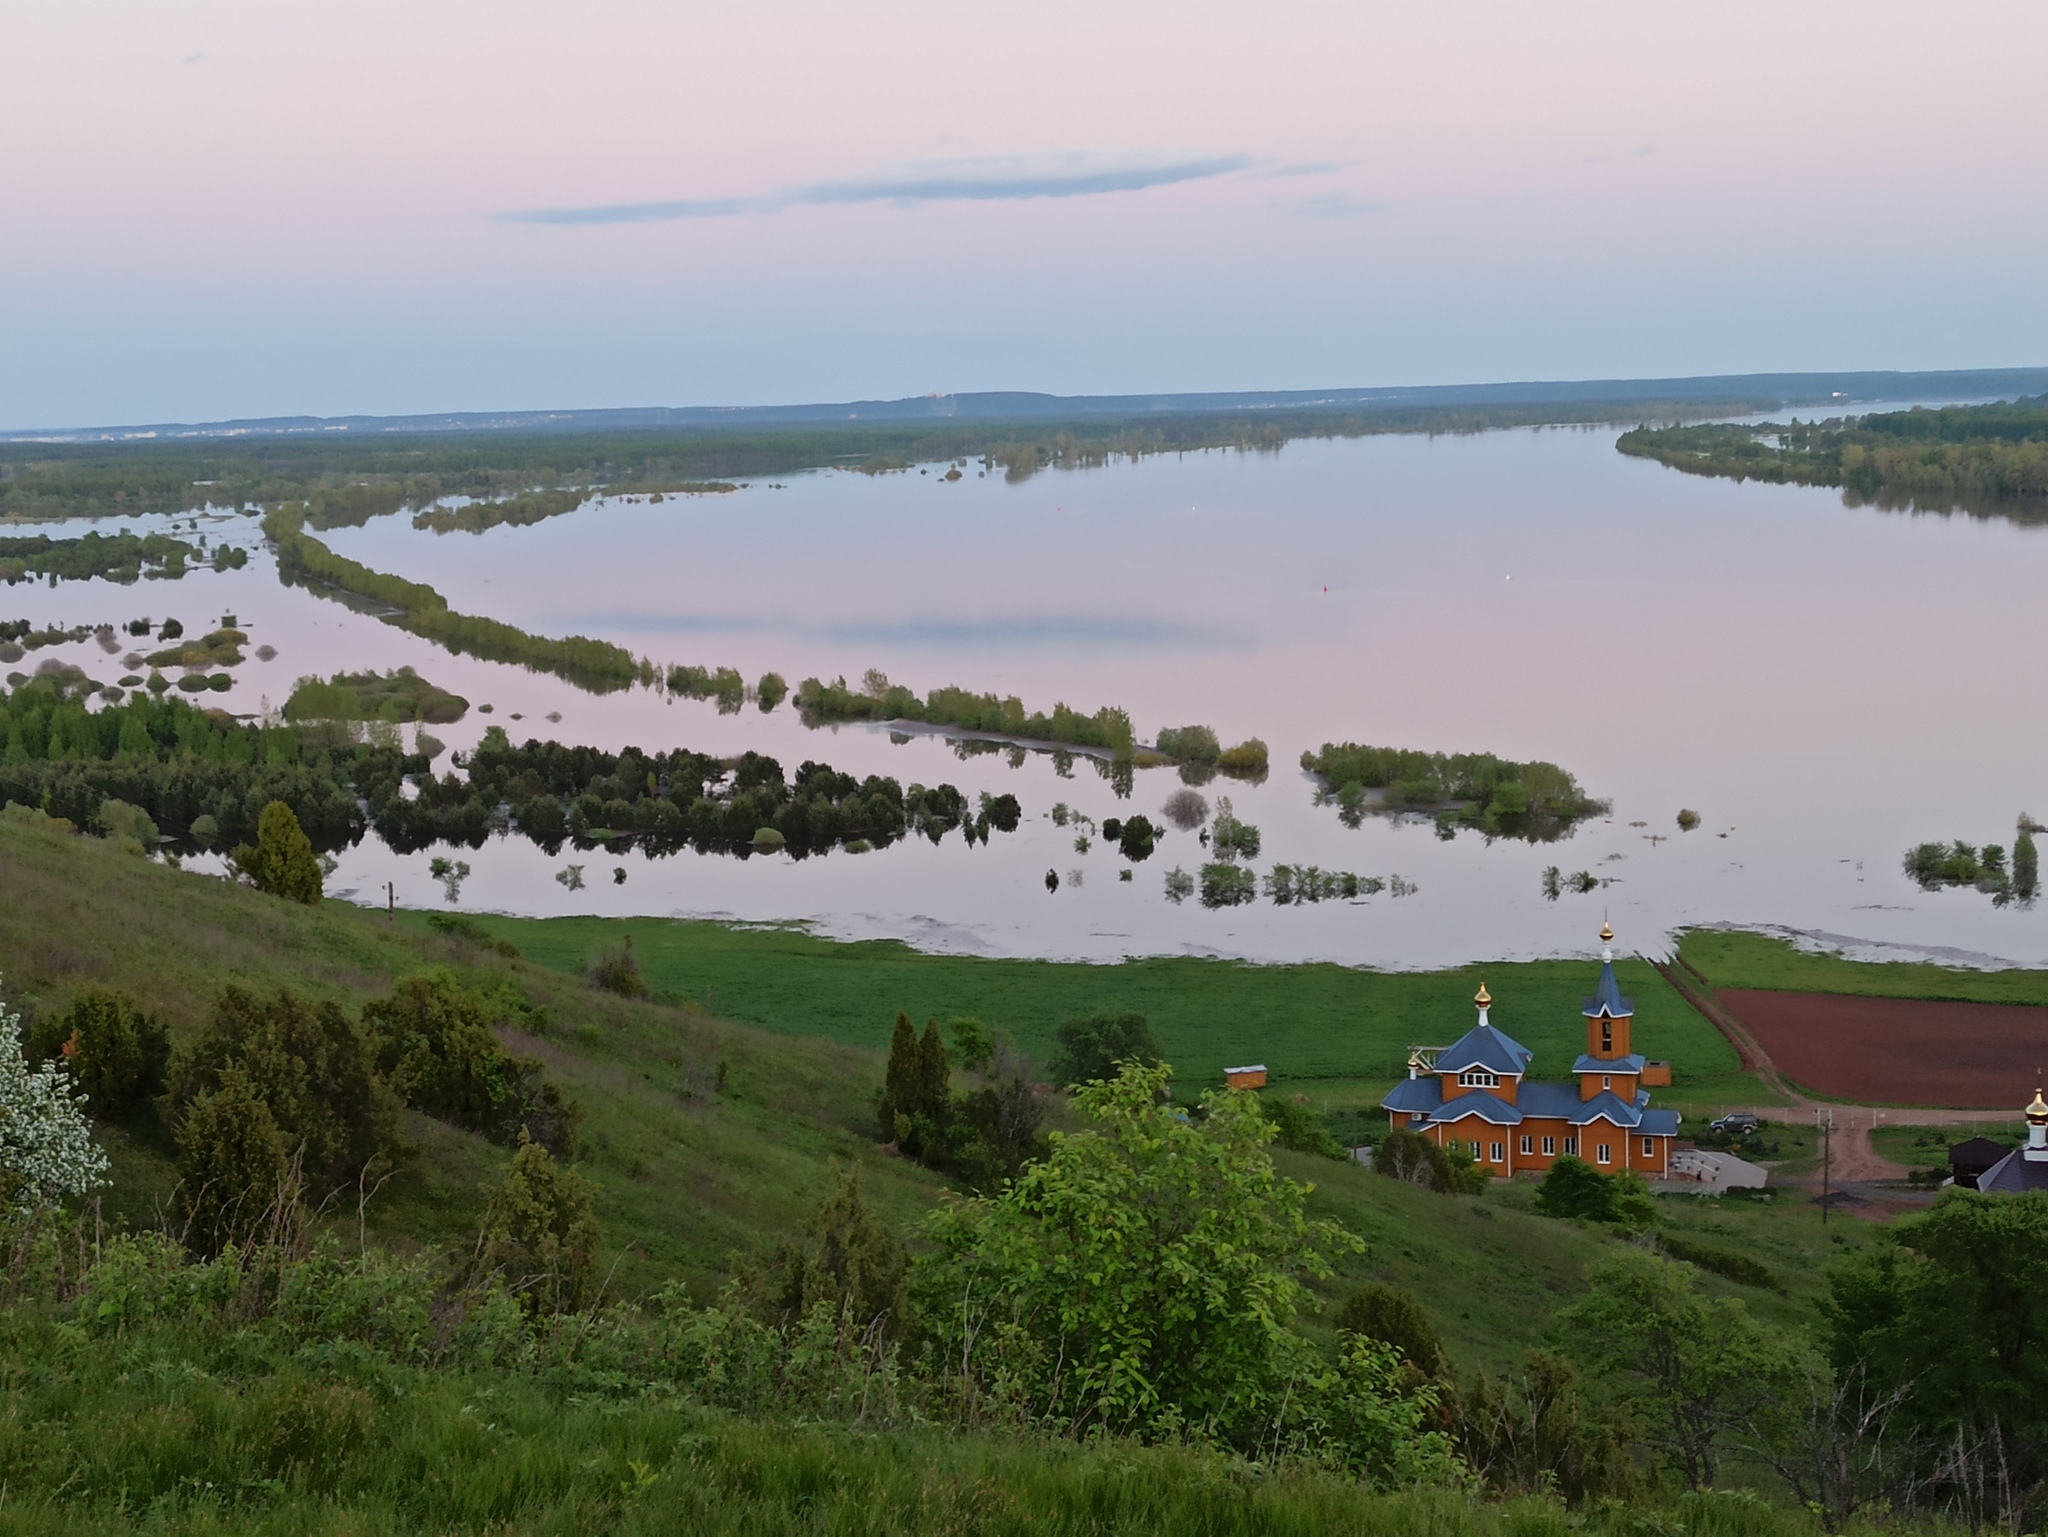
[
  {"xmin": 1515, "ymin": 1082, "xmax": 1584, "ymax": 1119},
  {"xmin": 1382, "ymin": 1076, "xmax": 1444, "ymax": 1115},
  {"xmin": 1428, "ymin": 1090, "xmax": 1524, "ymax": 1126},
  {"xmin": 1582, "ymin": 958, "xmax": 1634, "ymax": 1018},
  {"xmin": 1437, "ymin": 1020, "xmax": 1534, "ymax": 1077},
  {"xmin": 1573, "ymin": 1052, "xmax": 1647, "ymax": 1076},
  {"xmin": 1639, "ymin": 1108, "xmax": 1682, "ymax": 1137},
  {"xmin": 1570, "ymin": 1090, "xmax": 1644, "ymax": 1129}
]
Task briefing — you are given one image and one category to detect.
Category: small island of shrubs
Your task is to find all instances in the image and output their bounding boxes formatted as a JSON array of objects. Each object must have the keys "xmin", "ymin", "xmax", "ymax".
[
  {"xmin": 1303, "ymin": 741, "xmax": 1604, "ymax": 842},
  {"xmin": 284, "ymin": 666, "xmax": 470, "ymax": 725}
]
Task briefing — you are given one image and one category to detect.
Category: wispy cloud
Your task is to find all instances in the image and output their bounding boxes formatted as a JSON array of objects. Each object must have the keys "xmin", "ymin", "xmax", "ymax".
[
  {"xmin": 500, "ymin": 153, "xmax": 1253, "ymax": 226},
  {"xmin": 1292, "ymin": 190, "xmax": 1382, "ymax": 219}
]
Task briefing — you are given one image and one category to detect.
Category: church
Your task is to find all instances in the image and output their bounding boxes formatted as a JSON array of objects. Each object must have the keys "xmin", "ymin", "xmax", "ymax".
[{"xmin": 1381, "ymin": 924, "xmax": 1682, "ymax": 1177}]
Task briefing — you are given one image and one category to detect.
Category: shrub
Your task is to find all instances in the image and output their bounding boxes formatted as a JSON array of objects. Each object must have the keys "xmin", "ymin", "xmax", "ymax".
[
  {"xmin": 1535, "ymin": 1156, "xmax": 1657, "ymax": 1229},
  {"xmin": 1372, "ymin": 1128, "xmax": 1487, "ymax": 1195},
  {"xmin": 470, "ymin": 1133, "xmax": 603, "ymax": 1315},
  {"xmin": 94, "ymin": 797, "xmax": 158, "ymax": 855},
  {"xmin": 1048, "ymin": 1012, "xmax": 1162, "ymax": 1088},
  {"xmin": 1337, "ymin": 1281, "xmax": 1448, "ymax": 1378},
  {"xmin": 25, "ymin": 986, "xmax": 169, "ymax": 1119},
  {"xmin": 229, "ymin": 800, "xmax": 323, "ymax": 903},
  {"xmin": 1676, "ymin": 808, "xmax": 1701, "ymax": 831},
  {"xmin": 1155, "ymin": 724, "xmax": 1220, "ymax": 765},
  {"xmin": 1160, "ymin": 787, "xmax": 1208, "ymax": 830},
  {"xmin": 1258, "ymin": 1091, "xmax": 1345, "ymax": 1158},
  {"xmin": 1117, "ymin": 813, "xmax": 1158, "ymax": 861},
  {"xmin": 1199, "ymin": 862, "xmax": 1258, "ymax": 907},
  {"xmin": 361, "ymin": 973, "xmax": 579, "ymax": 1155},
  {"xmin": 1217, "ymin": 737, "xmax": 1269, "ymax": 778},
  {"xmin": 1163, "ymin": 866, "xmax": 1194, "ymax": 904},
  {"xmin": 756, "ymin": 672, "xmax": 789, "ymax": 711},
  {"xmin": 589, "ymin": 935, "xmax": 649, "ymax": 998},
  {"xmin": 765, "ymin": 1164, "xmax": 906, "ymax": 1334},
  {"xmin": 1209, "ymin": 797, "xmax": 1260, "ymax": 861},
  {"xmin": 0, "ymin": 977, "xmax": 109, "ymax": 1211},
  {"xmin": 1658, "ymin": 1231, "xmax": 1783, "ymax": 1291},
  {"xmin": 164, "ymin": 985, "xmax": 398, "ymax": 1199},
  {"xmin": 173, "ymin": 1064, "xmax": 294, "ymax": 1256}
]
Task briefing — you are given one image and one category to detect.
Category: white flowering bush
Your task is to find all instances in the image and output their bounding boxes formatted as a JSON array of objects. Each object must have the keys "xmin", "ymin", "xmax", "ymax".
[{"xmin": 0, "ymin": 977, "xmax": 110, "ymax": 1210}]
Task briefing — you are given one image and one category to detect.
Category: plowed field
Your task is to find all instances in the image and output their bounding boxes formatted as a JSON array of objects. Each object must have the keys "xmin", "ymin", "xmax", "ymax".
[{"xmin": 1718, "ymin": 989, "xmax": 2048, "ymax": 1107}]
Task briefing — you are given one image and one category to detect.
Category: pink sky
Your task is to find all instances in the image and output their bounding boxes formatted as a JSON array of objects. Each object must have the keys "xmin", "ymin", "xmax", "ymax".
[{"xmin": 3, "ymin": 0, "xmax": 2043, "ymax": 426}]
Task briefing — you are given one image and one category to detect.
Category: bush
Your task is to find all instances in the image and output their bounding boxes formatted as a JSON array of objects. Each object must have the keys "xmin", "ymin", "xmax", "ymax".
[
  {"xmin": 1163, "ymin": 866, "xmax": 1195, "ymax": 904},
  {"xmin": 469, "ymin": 1134, "xmax": 603, "ymax": 1315},
  {"xmin": 1048, "ymin": 1011, "xmax": 1162, "ymax": 1088},
  {"xmin": 24, "ymin": 986, "xmax": 169, "ymax": 1120},
  {"xmin": 1209, "ymin": 796, "xmax": 1260, "ymax": 861},
  {"xmin": 229, "ymin": 800, "xmax": 323, "ymax": 903},
  {"xmin": 1534, "ymin": 1156, "xmax": 1657, "ymax": 1229},
  {"xmin": 1259, "ymin": 1091, "xmax": 1346, "ymax": 1158},
  {"xmin": 1200, "ymin": 862, "xmax": 1258, "ymax": 907},
  {"xmin": 1118, "ymin": 813, "xmax": 1158, "ymax": 861},
  {"xmin": 1161, "ymin": 787, "xmax": 1208, "ymax": 830},
  {"xmin": 1155, "ymin": 724, "xmax": 1220, "ymax": 764},
  {"xmin": 1676, "ymin": 808, "xmax": 1701, "ymax": 831},
  {"xmin": 589, "ymin": 935, "xmax": 650, "ymax": 998},
  {"xmin": 361, "ymin": 973, "xmax": 579, "ymax": 1155},
  {"xmin": 1372, "ymin": 1128, "xmax": 1488, "ymax": 1195},
  {"xmin": 0, "ymin": 979, "xmax": 109, "ymax": 1211},
  {"xmin": 173, "ymin": 1064, "xmax": 294, "ymax": 1256},
  {"xmin": 165, "ymin": 985, "xmax": 398, "ymax": 1202},
  {"xmin": 1657, "ymin": 1232, "xmax": 1783, "ymax": 1291},
  {"xmin": 756, "ymin": 671, "xmax": 789, "ymax": 711},
  {"xmin": 1217, "ymin": 737, "xmax": 1269, "ymax": 778},
  {"xmin": 1337, "ymin": 1281, "xmax": 1448, "ymax": 1378}
]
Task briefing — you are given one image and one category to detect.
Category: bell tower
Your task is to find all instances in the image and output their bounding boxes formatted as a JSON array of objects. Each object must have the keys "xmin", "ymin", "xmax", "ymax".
[{"xmin": 1583, "ymin": 922, "xmax": 1634, "ymax": 1060}]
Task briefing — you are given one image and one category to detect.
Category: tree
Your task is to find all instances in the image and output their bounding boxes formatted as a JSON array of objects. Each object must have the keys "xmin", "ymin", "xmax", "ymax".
[
  {"xmin": 769, "ymin": 1164, "xmax": 906, "ymax": 1336},
  {"xmin": 916, "ymin": 1018, "xmax": 950, "ymax": 1128},
  {"xmin": 471, "ymin": 1133, "xmax": 603, "ymax": 1315},
  {"xmin": 1563, "ymin": 1249, "xmax": 1802, "ymax": 1489},
  {"xmin": 25, "ymin": 986, "xmax": 169, "ymax": 1119},
  {"xmin": 230, "ymin": 799, "xmax": 323, "ymax": 903},
  {"xmin": 916, "ymin": 1060, "xmax": 1370, "ymax": 1446},
  {"xmin": 1453, "ymin": 1350, "xmax": 1638, "ymax": 1506},
  {"xmin": 0, "ymin": 978, "xmax": 109, "ymax": 1211},
  {"xmin": 947, "ymin": 1016, "xmax": 995, "ymax": 1073},
  {"xmin": 1047, "ymin": 1011, "xmax": 1161, "ymax": 1088},
  {"xmin": 1373, "ymin": 1128, "xmax": 1487, "ymax": 1195},
  {"xmin": 878, "ymin": 1011, "xmax": 920, "ymax": 1143},
  {"xmin": 1338, "ymin": 1280, "xmax": 1448, "ymax": 1378}
]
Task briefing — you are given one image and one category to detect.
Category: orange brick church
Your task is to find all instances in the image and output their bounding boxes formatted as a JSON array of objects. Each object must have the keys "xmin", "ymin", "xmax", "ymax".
[{"xmin": 1382, "ymin": 924, "xmax": 1681, "ymax": 1177}]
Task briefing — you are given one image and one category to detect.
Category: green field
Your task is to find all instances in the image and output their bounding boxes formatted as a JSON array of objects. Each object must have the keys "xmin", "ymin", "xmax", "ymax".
[
  {"xmin": 1679, "ymin": 926, "xmax": 2048, "ymax": 1006},
  {"xmin": 467, "ymin": 914, "xmax": 1753, "ymax": 1111}
]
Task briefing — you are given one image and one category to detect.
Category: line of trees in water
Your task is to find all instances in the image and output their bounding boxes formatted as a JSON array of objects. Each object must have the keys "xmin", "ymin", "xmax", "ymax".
[
  {"xmin": 1617, "ymin": 396, "xmax": 2048, "ymax": 521},
  {"xmin": 1302, "ymin": 741, "xmax": 1604, "ymax": 842},
  {"xmin": 264, "ymin": 504, "xmax": 643, "ymax": 692},
  {"xmin": 410, "ymin": 480, "xmax": 736, "ymax": 535},
  {"xmin": 0, "ymin": 674, "xmax": 1017, "ymax": 864},
  {"xmin": 797, "ymin": 670, "xmax": 1136, "ymax": 756},
  {"xmin": 0, "ymin": 529, "xmax": 242, "ymax": 584}
]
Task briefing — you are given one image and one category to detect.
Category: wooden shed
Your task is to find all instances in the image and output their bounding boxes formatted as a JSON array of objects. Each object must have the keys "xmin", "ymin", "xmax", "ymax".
[{"xmin": 1224, "ymin": 1064, "xmax": 1268, "ymax": 1090}]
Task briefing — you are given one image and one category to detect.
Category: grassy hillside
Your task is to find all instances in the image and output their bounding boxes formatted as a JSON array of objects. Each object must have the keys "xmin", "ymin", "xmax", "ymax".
[
  {"xmin": 0, "ymin": 815, "xmax": 1838, "ymax": 1382},
  {"xmin": 469, "ymin": 914, "xmax": 1752, "ymax": 1110},
  {"xmin": 1679, "ymin": 927, "xmax": 2048, "ymax": 1006}
]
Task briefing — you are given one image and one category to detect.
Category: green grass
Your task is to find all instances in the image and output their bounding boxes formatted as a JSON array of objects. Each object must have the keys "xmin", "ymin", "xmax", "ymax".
[
  {"xmin": 1680, "ymin": 928, "xmax": 2048, "ymax": 1007},
  {"xmin": 468, "ymin": 914, "xmax": 1751, "ymax": 1104},
  {"xmin": 1872, "ymin": 1123, "xmax": 2024, "ymax": 1170}
]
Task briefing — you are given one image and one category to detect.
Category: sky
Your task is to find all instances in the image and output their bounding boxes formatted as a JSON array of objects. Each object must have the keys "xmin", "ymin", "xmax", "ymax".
[{"xmin": 3, "ymin": 1, "xmax": 2044, "ymax": 428}]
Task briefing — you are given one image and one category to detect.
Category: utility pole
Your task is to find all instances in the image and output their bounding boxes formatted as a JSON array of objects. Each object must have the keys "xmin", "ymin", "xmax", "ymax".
[{"xmin": 1820, "ymin": 1108, "xmax": 1834, "ymax": 1224}]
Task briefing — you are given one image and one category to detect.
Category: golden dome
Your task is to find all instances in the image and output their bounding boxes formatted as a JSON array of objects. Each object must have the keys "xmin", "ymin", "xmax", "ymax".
[
  {"xmin": 1475, "ymin": 982, "xmax": 1492, "ymax": 1007},
  {"xmin": 2029, "ymin": 1088, "xmax": 2048, "ymax": 1124},
  {"xmin": 1600, "ymin": 921, "xmax": 1615, "ymax": 943}
]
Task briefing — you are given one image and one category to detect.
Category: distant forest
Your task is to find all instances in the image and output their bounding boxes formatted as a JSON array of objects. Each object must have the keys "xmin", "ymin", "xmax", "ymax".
[
  {"xmin": 1616, "ymin": 396, "xmax": 2048, "ymax": 521},
  {"xmin": 0, "ymin": 399, "xmax": 1795, "ymax": 524}
]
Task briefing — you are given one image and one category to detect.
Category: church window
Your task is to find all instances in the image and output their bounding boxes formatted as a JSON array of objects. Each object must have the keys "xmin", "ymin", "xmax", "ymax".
[
  {"xmin": 1563, "ymin": 1136, "xmax": 1577, "ymax": 1155},
  {"xmin": 1643, "ymin": 1137, "xmax": 1655, "ymax": 1157},
  {"xmin": 1470, "ymin": 1141, "xmax": 1482, "ymax": 1159},
  {"xmin": 1459, "ymin": 1069, "xmax": 1499, "ymax": 1088},
  {"xmin": 1601, "ymin": 1020, "xmax": 1612, "ymax": 1052},
  {"xmin": 1543, "ymin": 1135, "xmax": 1556, "ymax": 1155},
  {"xmin": 1520, "ymin": 1135, "xmax": 1533, "ymax": 1155},
  {"xmin": 1596, "ymin": 1143, "xmax": 1611, "ymax": 1164},
  {"xmin": 1490, "ymin": 1142, "xmax": 1504, "ymax": 1162},
  {"xmin": 1602, "ymin": 1075, "xmax": 1611, "ymax": 1091}
]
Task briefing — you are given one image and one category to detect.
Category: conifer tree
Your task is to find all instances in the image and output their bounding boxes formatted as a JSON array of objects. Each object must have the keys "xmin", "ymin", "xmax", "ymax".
[
  {"xmin": 917, "ymin": 1017, "xmax": 951, "ymax": 1122},
  {"xmin": 230, "ymin": 799, "xmax": 323, "ymax": 904},
  {"xmin": 879, "ymin": 1011, "xmax": 920, "ymax": 1142}
]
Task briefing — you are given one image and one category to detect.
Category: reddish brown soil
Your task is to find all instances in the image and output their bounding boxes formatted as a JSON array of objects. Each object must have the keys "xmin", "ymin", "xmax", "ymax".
[{"xmin": 1718, "ymin": 989, "xmax": 2048, "ymax": 1108}]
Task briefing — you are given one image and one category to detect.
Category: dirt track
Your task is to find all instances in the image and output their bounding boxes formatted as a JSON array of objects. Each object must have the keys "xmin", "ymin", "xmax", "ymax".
[{"xmin": 1718, "ymin": 989, "xmax": 2048, "ymax": 1109}]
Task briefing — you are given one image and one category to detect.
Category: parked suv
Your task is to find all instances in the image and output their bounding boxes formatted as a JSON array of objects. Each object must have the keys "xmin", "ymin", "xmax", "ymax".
[{"xmin": 1710, "ymin": 1112, "xmax": 1763, "ymax": 1135}]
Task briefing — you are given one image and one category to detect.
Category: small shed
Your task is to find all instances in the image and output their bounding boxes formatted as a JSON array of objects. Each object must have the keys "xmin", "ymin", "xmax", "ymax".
[
  {"xmin": 1949, "ymin": 1136, "xmax": 2011, "ymax": 1190},
  {"xmin": 1224, "ymin": 1064, "xmax": 1268, "ymax": 1090},
  {"xmin": 1641, "ymin": 1060, "xmax": 1673, "ymax": 1087}
]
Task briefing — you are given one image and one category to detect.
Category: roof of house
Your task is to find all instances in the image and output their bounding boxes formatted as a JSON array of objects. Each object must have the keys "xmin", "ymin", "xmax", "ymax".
[
  {"xmin": 1569, "ymin": 1089, "xmax": 1644, "ymax": 1129},
  {"xmin": 1948, "ymin": 1136, "xmax": 2010, "ymax": 1166},
  {"xmin": 1427, "ymin": 1089, "xmax": 1524, "ymax": 1126},
  {"xmin": 1224, "ymin": 1064, "xmax": 1267, "ymax": 1075},
  {"xmin": 1516, "ymin": 1082, "xmax": 1586, "ymax": 1119},
  {"xmin": 1976, "ymin": 1148, "xmax": 2048, "ymax": 1193},
  {"xmin": 1639, "ymin": 1108, "xmax": 1683, "ymax": 1137},
  {"xmin": 1382, "ymin": 1076, "xmax": 1445, "ymax": 1115},
  {"xmin": 1583, "ymin": 958, "xmax": 1635, "ymax": 1019},
  {"xmin": 1573, "ymin": 1052, "xmax": 1648, "ymax": 1076},
  {"xmin": 1437, "ymin": 1020, "xmax": 1533, "ymax": 1077}
]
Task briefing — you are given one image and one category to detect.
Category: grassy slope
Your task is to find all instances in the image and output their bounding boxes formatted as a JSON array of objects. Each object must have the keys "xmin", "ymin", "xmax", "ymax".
[
  {"xmin": 2, "ymin": 822, "xmax": 1847, "ymax": 1380},
  {"xmin": 0, "ymin": 816, "xmax": 953, "ymax": 1301},
  {"xmin": 468, "ymin": 915, "xmax": 1753, "ymax": 1112},
  {"xmin": 1680, "ymin": 927, "xmax": 2048, "ymax": 1006}
]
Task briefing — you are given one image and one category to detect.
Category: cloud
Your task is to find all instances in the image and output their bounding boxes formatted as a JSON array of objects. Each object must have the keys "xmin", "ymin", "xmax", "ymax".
[
  {"xmin": 1292, "ymin": 190, "xmax": 1382, "ymax": 219},
  {"xmin": 500, "ymin": 153, "xmax": 1253, "ymax": 226}
]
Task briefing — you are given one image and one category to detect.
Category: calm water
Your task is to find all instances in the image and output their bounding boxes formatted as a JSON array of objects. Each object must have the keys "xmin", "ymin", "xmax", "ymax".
[{"xmin": 11, "ymin": 419, "xmax": 2047, "ymax": 969}]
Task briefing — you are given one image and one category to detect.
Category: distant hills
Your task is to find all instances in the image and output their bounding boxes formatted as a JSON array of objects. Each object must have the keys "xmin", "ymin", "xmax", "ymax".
[{"xmin": 10, "ymin": 368, "xmax": 2044, "ymax": 444}]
